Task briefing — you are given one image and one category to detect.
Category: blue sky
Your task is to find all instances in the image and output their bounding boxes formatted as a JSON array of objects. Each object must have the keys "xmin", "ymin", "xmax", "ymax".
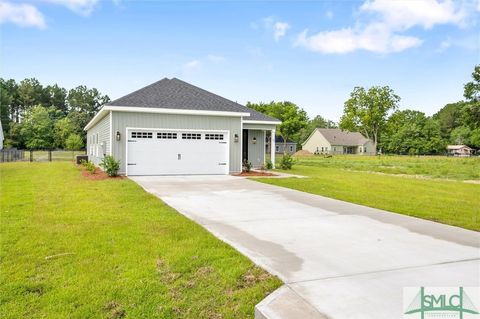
[{"xmin": 1, "ymin": 0, "xmax": 479, "ymax": 121}]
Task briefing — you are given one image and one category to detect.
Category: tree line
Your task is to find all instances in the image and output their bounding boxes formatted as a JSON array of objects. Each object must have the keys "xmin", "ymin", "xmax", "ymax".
[
  {"xmin": 2, "ymin": 65, "xmax": 478, "ymax": 154},
  {"xmin": 0, "ymin": 78, "xmax": 110, "ymax": 150},
  {"xmin": 248, "ymin": 65, "xmax": 480, "ymax": 155}
]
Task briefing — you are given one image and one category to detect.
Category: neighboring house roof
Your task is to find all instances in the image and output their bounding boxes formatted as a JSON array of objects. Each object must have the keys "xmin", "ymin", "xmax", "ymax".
[
  {"xmin": 106, "ymin": 78, "xmax": 278, "ymax": 122},
  {"xmin": 314, "ymin": 128, "xmax": 369, "ymax": 146},
  {"xmin": 266, "ymin": 136, "xmax": 296, "ymax": 144},
  {"xmin": 447, "ymin": 145, "xmax": 473, "ymax": 150}
]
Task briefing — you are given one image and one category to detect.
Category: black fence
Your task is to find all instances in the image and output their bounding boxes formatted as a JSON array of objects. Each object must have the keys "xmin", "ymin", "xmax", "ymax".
[{"xmin": 0, "ymin": 149, "xmax": 86, "ymax": 163}]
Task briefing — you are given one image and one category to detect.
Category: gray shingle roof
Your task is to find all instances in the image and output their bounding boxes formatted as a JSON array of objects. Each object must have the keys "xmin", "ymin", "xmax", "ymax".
[
  {"xmin": 317, "ymin": 128, "xmax": 369, "ymax": 146},
  {"xmin": 107, "ymin": 78, "xmax": 279, "ymax": 122}
]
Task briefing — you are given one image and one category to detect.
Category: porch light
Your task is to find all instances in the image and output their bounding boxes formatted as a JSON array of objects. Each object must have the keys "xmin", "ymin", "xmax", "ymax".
[
  {"xmin": 234, "ymin": 134, "xmax": 239, "ymax": 142},
  {"xmin": 116, "ymin": 131, "xmax": 121, "ymax": 141},
  {"xmin": 252, "ymin": 137, "xmax": 257, "ymax": 144}
]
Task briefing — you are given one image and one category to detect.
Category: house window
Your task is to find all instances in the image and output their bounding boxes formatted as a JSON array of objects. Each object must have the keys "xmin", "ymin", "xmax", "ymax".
[
  {"xmin": 276, "ymin": 146, "xmax": 279, "ymax": 152},
  {"xmin": 321, "ymin": 147, "xmax": 324, "ymax": 152},
  {"xmin": 290, "ymin": 146, "xmax": 293, "ymax": 152},
  {"xmin": 182, "ymin": 133, "xmax": 201, "ymax": 140},
  {"xmin": 157, "ymin": 132, "xmax": 177, "ymax": 139},
  {"xmin": 205, "ymin": 134, "xmax": 224, "ymax": 140},
  {"xmin": 131, "ymin": 132, "xmax": 153, "ymax": 139},
  {"xmin": 364, "ymin": 147, "xmax": 367, "ymax": 153},
  {"xmin": 333, "ymin": 147, "xmax": 336, "ymax": 151}
]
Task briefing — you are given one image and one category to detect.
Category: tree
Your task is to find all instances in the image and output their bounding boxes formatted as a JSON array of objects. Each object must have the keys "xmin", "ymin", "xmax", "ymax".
[
  {"xmin": 45, "ymin": 84, "xmax": 68, "ymax": 114},
  {"xmin": 382, "ymin": 110, "xmax": 445, "ymax": 154},
  {"xmin": 20, "ymin": 106, "xmax": 54, "ymax": 149},
  {"xmin": 65, "ymin": 134, "xmax": 84, "ymax": 158},
  {"xmin": 0, "ymin": 78, "xmax": 17, "ymax": 133},
  {"xmin": 54, "ymin": 117, "xmax": 75, "ymax": 148},
  {"xmin": 16, "ymin": 78, "xmax": 46, "ymax": 122},
  {"xmin": 450, "ymin": 126, "xmax": 471, "ymax": 145},
  {"xmin": 247, "ymin": 101, "xmax": 308, "ymax": 150},
  {"xmin": 432, "ymin": 101, "xmax": 465, "ymax": 138},
  {"xmin": 68, "ymin": 86, "xmax": 110, "ymax": 116},
  {"xmin": 339, "ymin": 86, "xmax": 400, "ymax": 154},
  {"xmin": 464, "ymin": 65, "xmax": 480, "ymax": 102}
]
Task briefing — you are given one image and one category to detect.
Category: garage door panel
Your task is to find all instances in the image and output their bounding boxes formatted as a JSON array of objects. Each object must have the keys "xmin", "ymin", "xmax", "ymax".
[{"xmin": 127, "ymin": 129, "xmax": 229, "ymax": 175}]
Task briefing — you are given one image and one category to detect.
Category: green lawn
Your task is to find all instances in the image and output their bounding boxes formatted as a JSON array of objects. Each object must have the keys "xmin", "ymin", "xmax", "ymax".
[
  {"xmin": 255, "ymin": 162, "xmax": 480, "ymax": 231},
  {"xmin": 291, "ymin": 155, "xmax": 480, "ymax": 181},
  {"xmin": 0, "ymin": 162, "xmax": 281, "ymax": 319}
]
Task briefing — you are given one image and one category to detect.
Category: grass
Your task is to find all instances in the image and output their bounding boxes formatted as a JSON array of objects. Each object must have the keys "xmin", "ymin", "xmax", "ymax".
[
  {"xmin": 0, "ymin": 162, "xmax": 281, "ymax": 319},
  {"xmin": 255, "ymin": 157, "xmax": 480, "ymax": 231},
  {"xmin": 291, "ymin": 155, "xmax": 480, "ymax": 181}
]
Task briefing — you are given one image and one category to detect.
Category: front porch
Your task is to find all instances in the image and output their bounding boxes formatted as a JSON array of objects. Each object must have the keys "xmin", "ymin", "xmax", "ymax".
[{"xmin": 242, "ymin": 128, "xmax": 276, "ymax": 169}]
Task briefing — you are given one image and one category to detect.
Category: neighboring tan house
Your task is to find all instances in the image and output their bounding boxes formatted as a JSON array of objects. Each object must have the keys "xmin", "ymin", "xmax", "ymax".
[
  {"xmin": 266, "ymin": 136, "xmax": 297, "ymax": 154},
  {"xmin": 85, "ymin": 78, "xmax": 281, "ymax": 175},
  {"xmin": 302, "ymin": 128, "xmax": 375, "ymax": 155},
  {"xmin": 447, "ymin": 145, "xmax": 475, "ymax": 157}
]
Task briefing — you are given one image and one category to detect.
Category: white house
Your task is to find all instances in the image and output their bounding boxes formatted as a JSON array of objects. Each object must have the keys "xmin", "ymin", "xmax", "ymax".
[
  {"xmin": 447, "ymin": 145, "xmax": 475, "ymax": 157},
  {"xmin": 302, "ymin": 128, "xmax": 375, "ymax": 155},
  {"xmin": 84, "ymin": 78, "xmax": 281, "ymax": 175}
]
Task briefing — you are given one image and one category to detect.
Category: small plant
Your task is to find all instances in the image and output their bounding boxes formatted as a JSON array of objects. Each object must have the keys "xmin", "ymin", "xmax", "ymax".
[
  {"xmin": 100, "ymin": 155, "xmax": 120, "ymax": 177},
  {"xmin": 242, "ymin": 160, "xmax": 252, "ymax": 173},
  {"xmin": 84, "ymin": 161, "xmax": 96, "ymax": 174},
  {"xmin": 265, "ymin": 160, "xmax": 273, "ymax": 170},
  {"xmin": 279, "ymin": 154, "xmax": 295, "ymax": 170},
  {"xmin": 80, "ymin": 159, "xmax": 87, "ymax": 166}
]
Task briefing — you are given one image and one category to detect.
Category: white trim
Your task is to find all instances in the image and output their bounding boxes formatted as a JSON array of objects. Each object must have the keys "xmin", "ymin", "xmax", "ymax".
[
  {"xmin": 240, "ymin": 117, "xmax": 243, "ymax": 171},
  {"xmin": 271, "ymin": 129, "xmax": 276, "ymax": 169},
  {"xmin": 108, "ymin": 111, "xmax": 112, "ymax": 155},
  {"xmin": 263, "ymin": 130, "xmax": 266, "ymax": 166},
  {"xmin": 85, "ymin": 106, "xmax": 250, "ymax": 131},
  {"xmin": 243, "ymin": 119, "xmax": 281, "ymax": 125},
  {"xmin": 125, "ymin": 127, "xmax": 230, "ymax": 176}
]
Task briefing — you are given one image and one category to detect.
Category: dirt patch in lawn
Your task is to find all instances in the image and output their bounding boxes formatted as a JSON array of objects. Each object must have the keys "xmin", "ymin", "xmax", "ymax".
[
  {"xmin": 233, "ymin": 171, "xmax": 277, "ymax": 177},
  {"xmin": 78, "ymin": 166, "xmax": 124, "ymax": 180},
  {"xmin": 293, "ymin": 149, "xmax": 313, "ymax": 157}
]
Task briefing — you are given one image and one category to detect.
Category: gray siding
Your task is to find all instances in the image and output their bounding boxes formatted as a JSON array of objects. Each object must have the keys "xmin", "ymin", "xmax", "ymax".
[
  {"xmin": 111, "ymin": 111, "xmax": 242, "ymax": 174},
  {"xmin": 243, "ymin": 123, "xmax": 277, "ymax": 131},
  {"xmin": 86, "ymin": 112, "xmax": 110, "ymax": 166},
  {"xmin": 247, "ymin": 130, "xmax": 265, "ymax": 168},
  {"xmin": 269, "ymin": 143, "xmax": 297, "ymax": 154}
]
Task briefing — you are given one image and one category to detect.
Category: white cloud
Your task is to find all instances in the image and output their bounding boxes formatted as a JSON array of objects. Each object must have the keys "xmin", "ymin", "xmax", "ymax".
[
  {"xmin": 273, "ymin": 21, "xmax": 290, "ymax": 41},
  {"xmin": 183, "ymin": 60, "xmax": 200, "ymax": 72},
  {"xmin": 437, "ymin": 38, "xmax": 452, "ymax": 52},
  {"xmin": 261, "ymin": 16, "xmax": 290, "ymax": 41},
  {"xmin": 43, "ymin": 0, "xmax": 99, "ymax": 16},
  {"xmin": 360, "ymin": 0, "xmax": 467, "ymax": 29},
  {"xmin": 0, "ymin": 1, "xmax": 46, "ymax": 29},
  {"xmin": 325, "ymin": 10, "xmax": 334, "ymax": 19},
  {"xmin": 295, "ymin": 24, "xmax": 422, "ymax": 54},
  {"xmin": 295, "ymin": 0, "xmax": 472, "ymax": 55}
]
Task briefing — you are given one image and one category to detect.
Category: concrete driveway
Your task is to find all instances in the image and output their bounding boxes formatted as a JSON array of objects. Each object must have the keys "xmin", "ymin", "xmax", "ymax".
[{"xmin": 131, "ymin": 175, "xmax": 480, "ymax": 319}]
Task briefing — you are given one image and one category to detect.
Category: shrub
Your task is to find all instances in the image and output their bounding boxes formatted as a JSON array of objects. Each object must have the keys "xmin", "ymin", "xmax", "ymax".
[
  {"xmin": 280, "ymin": 154, "xmax": 295, "ymax": 170},
  {"xmin": 100, "ymin": 155, "xmax": 120, "ymax": 177},
  {"xmin": 84, "ymin": 161, "xmax": 96, "ymax": 174},
  {"xmin": 242, "ymin": 160, "xmax": 252, "ymax": 173},
  {"xmin": 265, "ymin": 160, "xmax": 273, "ymax": 170}
]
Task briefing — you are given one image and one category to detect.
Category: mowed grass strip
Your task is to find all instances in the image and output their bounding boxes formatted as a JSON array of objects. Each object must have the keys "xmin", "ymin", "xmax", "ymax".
[
  {"xmin": 255, "ymin": 165, "xmax": 480, "ymax": 231},
  {"xmin": 0, "ymin": 162, "xmax": 281, "ymax": 319},
  {"xmin": 294, "ymin": 155, "xmax": 480, "ymax": 181}
]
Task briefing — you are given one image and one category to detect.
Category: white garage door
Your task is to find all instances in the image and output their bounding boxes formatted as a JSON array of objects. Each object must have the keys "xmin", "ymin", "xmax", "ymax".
[{"xmin": 126, "ymin": 129, "xmax": 229, "ymax": 176}]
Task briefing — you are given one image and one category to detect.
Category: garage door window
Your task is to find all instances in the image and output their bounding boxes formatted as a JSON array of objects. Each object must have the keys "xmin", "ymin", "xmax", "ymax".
[
  {"xmin": 205, "ymin": 134, "xmax": 224, "ymax": 140},
  {"xmin": 131, "ymin": 132, "xmax": 153, "ymax": 139},
  {"xmin": 157, "ymin": 132, "xmax": 177, "ymax": 139},
  {"xmin": 182, "ymin": 133, "xmax": 201, "ymax": 140}
]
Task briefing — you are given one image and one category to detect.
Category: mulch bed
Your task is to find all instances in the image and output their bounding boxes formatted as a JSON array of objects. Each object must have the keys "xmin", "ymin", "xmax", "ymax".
[
  {"xmin": 233, "ymin": 171, "xmax": 277, "ymax": 177},
  {"xmin": 78, "ymin": 166, "xmax": 124, "ymax": 180}
]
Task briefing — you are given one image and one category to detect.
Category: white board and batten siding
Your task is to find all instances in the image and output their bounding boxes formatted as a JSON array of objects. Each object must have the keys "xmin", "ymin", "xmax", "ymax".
[
  {"xmin": 86, "ymin": 112, "xmax": 111, "ymax": 166},
  {"xmin": 111, "ymin": 111, "xmax": 242, "ymax": 175}
]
